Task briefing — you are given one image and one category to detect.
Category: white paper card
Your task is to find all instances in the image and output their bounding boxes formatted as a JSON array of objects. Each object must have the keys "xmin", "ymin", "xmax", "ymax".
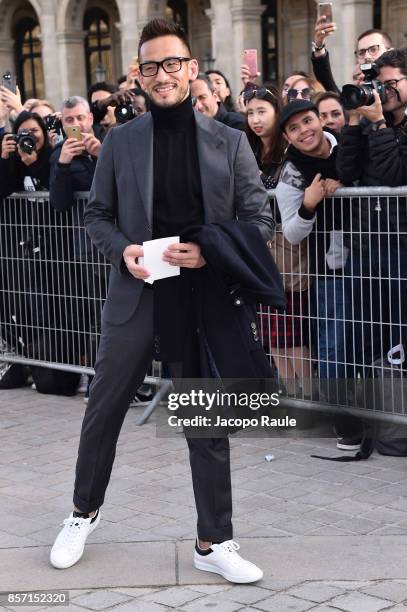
[{"xmin": 140, "ymin": 236, "xmax": 180, "ymax": 284}]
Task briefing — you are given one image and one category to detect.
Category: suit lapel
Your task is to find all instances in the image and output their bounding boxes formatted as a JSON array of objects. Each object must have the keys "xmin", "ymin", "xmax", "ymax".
[
  {"xmin": 195, "ymin": 111, "xmax": 231, "ymax": 223},
  {"xmin": 127, "ymin": 114, "xmax": 154, "ymax": 225}
]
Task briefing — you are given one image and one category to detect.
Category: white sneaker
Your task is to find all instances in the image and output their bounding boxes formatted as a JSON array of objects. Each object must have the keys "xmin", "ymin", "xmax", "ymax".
[
  {"xmin": 50, "ymin": 509, "xmax": 100, "ymax": 569},
  {"xmin": 194, "ymin": 539, "xmax": 263, "ymax": 583}
]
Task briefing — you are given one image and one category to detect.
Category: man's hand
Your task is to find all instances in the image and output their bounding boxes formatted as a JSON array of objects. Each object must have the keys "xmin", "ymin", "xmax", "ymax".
[
  {"xmin": 82, "ymin": 133, "xmax": 101, "ymax": 157},
  {"xmin": 163, "ymin": 242, "xmax": 206, "ymax": 268},
  {"xmin": 59, "ymin": 138, "xmax": 86, "ymax": 164},
  {"xmin": 98, "ymin": 90, "xmax": 135, "ymax": 111},
  {"xmin": 324, "ymin": 179, "xmax": 342, "ymax": 196},
  {"xmin": 313, "ymin": 16, "xmax": 336, "ymax": 55},
  {"xmin": 1, "ymin": 133, "xmax": 16, "ymax": 159},
  {"xmin": 357, "ymin": 90, "xmax": 386, "ymax": 124},
  {"xmin": 123, "ymin": 244, "xmax": 150, "ymax": 280},
  {"xmin": 303, "ymin": 173, "xmax": 326, "ymax": 211},
  {"xmin": 0, "ymin": 85, "xmax": 23, "ymax": 114},
  {"xmin": 348, "ymin": 109, "xmax": 361, "ymax": 126},
  {"xmin": 18, "ymin": 146, "xmax": 37, "ymax": 166}
]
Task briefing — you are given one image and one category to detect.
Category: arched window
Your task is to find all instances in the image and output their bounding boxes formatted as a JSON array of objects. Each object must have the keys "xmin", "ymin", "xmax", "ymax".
[
  {"xmin": 166, "ymin": 0, "xmax": 188, "ymax": 33},
  {"xmin": 261, "ymin": 0, "xmax": 278, "ymax": 83},
  {"xmin": 84, "ymin": 7, "xmax": 113, "ymax": 87},
  {"xmin": 15, "ymin": 17, "xmax": 45, "ymax": 100}
]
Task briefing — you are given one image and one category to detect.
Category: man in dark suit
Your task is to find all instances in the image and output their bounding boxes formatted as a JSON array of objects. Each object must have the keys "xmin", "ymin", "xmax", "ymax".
[{"xmin": 50, "ymin": 19, "xmax": 274, "ymax": 582}]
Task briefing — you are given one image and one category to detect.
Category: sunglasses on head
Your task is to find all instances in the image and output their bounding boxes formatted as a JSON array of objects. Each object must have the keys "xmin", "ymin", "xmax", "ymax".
[
  {"xmin": 243, "ymin": 87, "xmax": 275, "ymax": 103},
  {"xmin": 287, "ymin": 87, "xmax": 312, "ymax": 101}
]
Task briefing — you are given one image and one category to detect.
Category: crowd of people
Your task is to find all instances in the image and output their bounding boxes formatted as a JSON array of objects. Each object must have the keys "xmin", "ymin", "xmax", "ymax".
[{"xmin": 0, "ymin": 16, "xmax": 406, "ymax": 453}]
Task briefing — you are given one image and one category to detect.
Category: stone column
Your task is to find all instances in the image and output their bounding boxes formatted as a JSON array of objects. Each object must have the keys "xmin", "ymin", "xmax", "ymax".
[
  {"xmin": 0, "ymin": 38, "xmax": 14, "ymax": 75},
  {"xmin": 230, "ymin": 0, "xmax": 265, "ymax": 98},
  {"xmin": 39, "ymin": 11, "xmax": 62, "ymax": 107},
  {"xmin": 56, "ymin": 31, "xmax": 87, "ymax": 100},
  {"xmin": 327, "ymin": 0, "xmax": 374, "ymax": 88},
  {"xmin": 205, "ymin": 1, "xmax": 234, "ymax": 91}
]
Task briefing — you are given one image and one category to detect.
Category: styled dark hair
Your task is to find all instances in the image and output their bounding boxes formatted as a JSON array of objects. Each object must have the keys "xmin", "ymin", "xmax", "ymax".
[
  {"xmin": 357, "ymin": 29, "xmax": 392, "ymax": 48},
  {"xmin": 138, "ymin": 18, "xmax": 191, "ymax": 58},
  {"xmin": 87, "ymin": 81, "xmax": 117, "ymax": 103},
  {"xmin": 312, "ymin": 90, "xmax": 349, "ymax": 124},
  {"xmin": 117, "ymin": 75, "xmax": 127, "ymax": 85},
  {"xmin": 205, "ymin": 69, "xmax": 236, "ymax": 111},
  {"xmin": 130, "ymin": 87, "xmax": 151, "ymax": 111},
  {"xmin": 13, "ymin": 110, "xmax": 51, "ymax": 155},
  {"xmin": 376, "ymin": 47, "xmax": 407, "ymax": 75},
  {"xmin": 244, "ymin": 83, "xmax": 286, "ymax": 173}
]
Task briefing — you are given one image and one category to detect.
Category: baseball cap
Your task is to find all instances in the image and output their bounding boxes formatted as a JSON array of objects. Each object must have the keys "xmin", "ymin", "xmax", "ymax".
[{"xmin": 279, "ymin": 99, "xmax": 319, "ymax": 131}]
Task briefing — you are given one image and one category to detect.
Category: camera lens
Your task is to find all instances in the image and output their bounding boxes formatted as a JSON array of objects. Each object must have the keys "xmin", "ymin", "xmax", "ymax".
[
  {"xmin": 340, "ymin": 84, "xmax": 372, "ymax": 110},
  {"xmin": 114, "ymin": 103, "xmax": 136, "ymax": 124}
]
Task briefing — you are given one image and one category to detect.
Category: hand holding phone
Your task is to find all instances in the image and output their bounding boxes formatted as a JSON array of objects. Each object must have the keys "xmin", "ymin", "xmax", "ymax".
[
  {"xmin": 317, "ymin": 2, "xmax": 333, "ymax": 23},
  {"xmin": 243, "ymin": 49, "xmax": 258, "ymax": 78},
  {"xmin": 2, "ymin": 71, "xmax": 16, "ymax": 94}
]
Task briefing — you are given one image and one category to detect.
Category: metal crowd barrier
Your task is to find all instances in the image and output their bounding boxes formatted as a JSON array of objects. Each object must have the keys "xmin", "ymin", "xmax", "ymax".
[{"xmin": 0, "ymin": 189, "xmax": 406, "ymax": 425}]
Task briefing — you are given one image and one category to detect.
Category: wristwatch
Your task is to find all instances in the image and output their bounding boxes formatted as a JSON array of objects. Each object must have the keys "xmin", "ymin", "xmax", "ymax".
[
  {"xmin": 371, "ymin": 118, "xmax": 386, "ymax": 131},
  {"xmin": 312, "ymin": 41, "xmax": 326, "ymax": 53}
]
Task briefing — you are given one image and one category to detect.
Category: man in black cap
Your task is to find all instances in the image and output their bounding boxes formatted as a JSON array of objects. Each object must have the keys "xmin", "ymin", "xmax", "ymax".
[{"xmin": 275, "ymin": 100, "xmax": 361, "ymax": 447}]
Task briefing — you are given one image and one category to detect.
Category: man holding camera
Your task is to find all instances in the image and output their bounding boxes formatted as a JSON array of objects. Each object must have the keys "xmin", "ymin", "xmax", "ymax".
[
  {"xmin": 312, "ymin": 18, "xmax": 392, "ymax": 91},
  {"xmin": 337, "ymin": 48, "xmax": 407, "ymax": 377}
]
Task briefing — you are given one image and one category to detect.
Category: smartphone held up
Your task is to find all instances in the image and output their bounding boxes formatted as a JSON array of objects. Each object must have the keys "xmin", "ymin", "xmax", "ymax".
[
  {"xmin": 317, "ymin": 2, "xmax": 333, "ymax": 23},
  {"xmin": 243, "ymin": 49, "xmax": 258, "ymax": 78}
]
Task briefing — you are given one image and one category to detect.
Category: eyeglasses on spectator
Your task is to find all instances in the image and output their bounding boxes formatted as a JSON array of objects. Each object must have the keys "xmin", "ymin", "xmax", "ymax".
[
  {"xmin": 287, "ymin": 87, "xmax": 312, "ymax": 102},
  {"xmin": 243, "ymin": 87, "xmax": 276, "ymax": 103}
]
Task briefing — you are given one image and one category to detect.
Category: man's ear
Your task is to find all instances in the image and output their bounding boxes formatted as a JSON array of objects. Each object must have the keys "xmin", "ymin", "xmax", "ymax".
[
  {"xmin": 189, "ymin": 58, "xmax": 199, "ymax": 82},
  {"xmin": 214, "ymin": 92, "xmax": 220, "ymax": 103}
]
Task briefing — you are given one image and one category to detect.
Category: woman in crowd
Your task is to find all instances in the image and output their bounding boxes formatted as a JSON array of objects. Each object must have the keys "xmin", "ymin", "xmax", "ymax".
[
  {"xmin": 206, "ymin": 69, "xmax": 237, "ymax": 111},
  {"xmin": 244, "ymin": 84, "xmax": 313, "ymax": 396},
  {"xmin": 312, "ymin": 91, "xmax": 347, "ymax": 135},
  {"xmin": 282, "ymin": 74, "xmax": 324, "ymax": 105},
  {"xmin": 0, "ymin": 110, "xmax": 52, "ymax": 198}
]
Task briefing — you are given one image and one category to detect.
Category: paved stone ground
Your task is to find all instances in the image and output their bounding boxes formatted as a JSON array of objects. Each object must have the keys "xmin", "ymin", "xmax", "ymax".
[{"xmin": 0, "ymin": 387, "xmax": 407, "ymax": 611}]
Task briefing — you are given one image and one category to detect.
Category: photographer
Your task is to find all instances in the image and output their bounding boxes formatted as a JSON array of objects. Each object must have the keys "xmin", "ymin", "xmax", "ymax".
[
  {"xmin": 311, "ymin": 20, "xmax": 392, "ymax": 92},
  {"xmin": 337, "ymin": 48, "xmax": 407, "ymax": 377},
  {"xmin": 0, "ymin": 110, "xmax": 52, "ymax": 199},
  {"xmin": 89, "ymin": 82, "xmax": 144, "ymax": 135},
  {"xmin": 49, "ymin": 96, "xmax": 100, "ymax": 212}
]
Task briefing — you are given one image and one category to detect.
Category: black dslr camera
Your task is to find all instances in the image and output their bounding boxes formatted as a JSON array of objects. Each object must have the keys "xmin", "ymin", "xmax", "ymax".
[
  {"xmin": 114, "ymin": 102, "xmax": 136, "ymax": 124},
  {"xmin": 45, "ymin": 114, "xmax": 63, "ymax": 136},
  {"xmin": 14, "ymin": 130, "xmax": 37, "ymax": 155},
  {"xmin": 340, "ymin": 62, "xmax": 387, "ymax": 110}
]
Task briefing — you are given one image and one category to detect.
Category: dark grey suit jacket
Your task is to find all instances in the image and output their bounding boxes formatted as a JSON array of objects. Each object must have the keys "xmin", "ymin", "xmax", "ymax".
[{"xmin": 84, "ymin": 109, "xmax": 274, "ymax": 325}]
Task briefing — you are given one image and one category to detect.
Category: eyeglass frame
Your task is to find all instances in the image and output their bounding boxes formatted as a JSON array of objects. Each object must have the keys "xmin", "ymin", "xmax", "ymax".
[
  {"xmin": 139, "ymin": 56, "xmax": 191, "ymax": 77},
  {"xmin": 243, "ymin": 87, "xmax": 276, "ymax": 103},
  {"xmin": 286, "ymin": 87, "xmax": 312, "ymax": 101},
  {"xmin": 354, "ymin": 44, "xmax": 388, "ymax": 59},
  {"xmin": 382, "ymin": 76, "xmax": 407, "ymax": 90}
]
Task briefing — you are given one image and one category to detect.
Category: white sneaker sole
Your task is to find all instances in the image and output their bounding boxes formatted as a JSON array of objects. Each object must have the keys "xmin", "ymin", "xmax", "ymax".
[
  {"xmin": 194, "ymin": 557, "xmax": 263, "ymax": 583},
  {"xmin": 337, "ymin": 442, "xmax": 361, "ymax": 451},
  {"xmin": 50, "ymin": 511, "xmax": 101, "ymax": 569}
]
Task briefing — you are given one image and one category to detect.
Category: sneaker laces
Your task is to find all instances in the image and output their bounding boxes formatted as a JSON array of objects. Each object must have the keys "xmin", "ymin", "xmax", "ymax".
[
  {"xmin": 216, "ymin": 540, "xmax": 242, "ymax": 566},
  {"xmin": 57, "ymin": 516, "xmax": 90, "ymax": 550}
]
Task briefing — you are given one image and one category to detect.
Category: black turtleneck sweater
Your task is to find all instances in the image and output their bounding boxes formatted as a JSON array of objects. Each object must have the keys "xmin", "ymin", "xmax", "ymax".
[
  {"xmin": 152, "ymin": 95, "xmax": 204, "ymax": 238},
  {"xmin": 151, "ymin": 95, "xmax": 204, "ymax": 362}
]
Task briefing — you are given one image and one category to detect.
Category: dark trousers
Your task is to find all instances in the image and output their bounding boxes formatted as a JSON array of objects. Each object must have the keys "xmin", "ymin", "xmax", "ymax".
[{"xmin": 73, "ymin": 289, "xmax": 233, "ymax": 542}]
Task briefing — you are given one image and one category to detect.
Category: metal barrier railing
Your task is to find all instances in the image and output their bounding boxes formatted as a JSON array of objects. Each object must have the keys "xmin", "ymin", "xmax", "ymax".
[{"xmin": 0, "ymin": 189, "xmax": 406, "ymax": 425}]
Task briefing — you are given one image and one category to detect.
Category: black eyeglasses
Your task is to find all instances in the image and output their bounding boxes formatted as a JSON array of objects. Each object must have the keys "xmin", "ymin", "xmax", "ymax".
[
  {"xmin": 383, "ymin": 76, "xmax": 407, "ymax": 90},
  {"xmin": 243, "ymin": 87, "xmax": 275, "ymax": 103},
  {"xmin": 287, "ymin": 87, "xmax": 311, "ymax": 101},
  {"xmin": 139, "ymin": 56, "xmax": 191, "ymax": 77},
  {"xmin": 354, "ymin": 44, "xmax": 387, "ymax": 59}
]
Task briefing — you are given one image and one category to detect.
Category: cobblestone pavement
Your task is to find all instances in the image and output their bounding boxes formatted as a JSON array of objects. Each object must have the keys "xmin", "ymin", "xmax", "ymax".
[{"xmin": 0, "ymin": 387, "xmax": 406, "ymax": 611}]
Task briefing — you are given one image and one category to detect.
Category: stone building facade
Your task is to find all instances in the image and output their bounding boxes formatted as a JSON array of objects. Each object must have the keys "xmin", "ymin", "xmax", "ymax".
[{"xmin": 0, "ymin": 0, "xmax": 405, "ymax": 108}]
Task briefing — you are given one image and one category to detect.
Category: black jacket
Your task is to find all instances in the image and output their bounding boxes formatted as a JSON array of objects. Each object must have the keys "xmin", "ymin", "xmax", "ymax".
[
  {"xmin": 49, "ymin": 140, "xmax": 97, "ymax": 212},
  {"xmin": 336, "ymin": 120, "xmax": 407, "ymax": 248},
  {"xmin": 214, "ymin": 104, "xmax": 245, "ymax": 131},
  {"xmin": 0, "ymin": 147, "xmax": 51, "ymax": 201},
  {"xmin": 311, "ymin": 51, "xmax": 339, "ymax": 93}
]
